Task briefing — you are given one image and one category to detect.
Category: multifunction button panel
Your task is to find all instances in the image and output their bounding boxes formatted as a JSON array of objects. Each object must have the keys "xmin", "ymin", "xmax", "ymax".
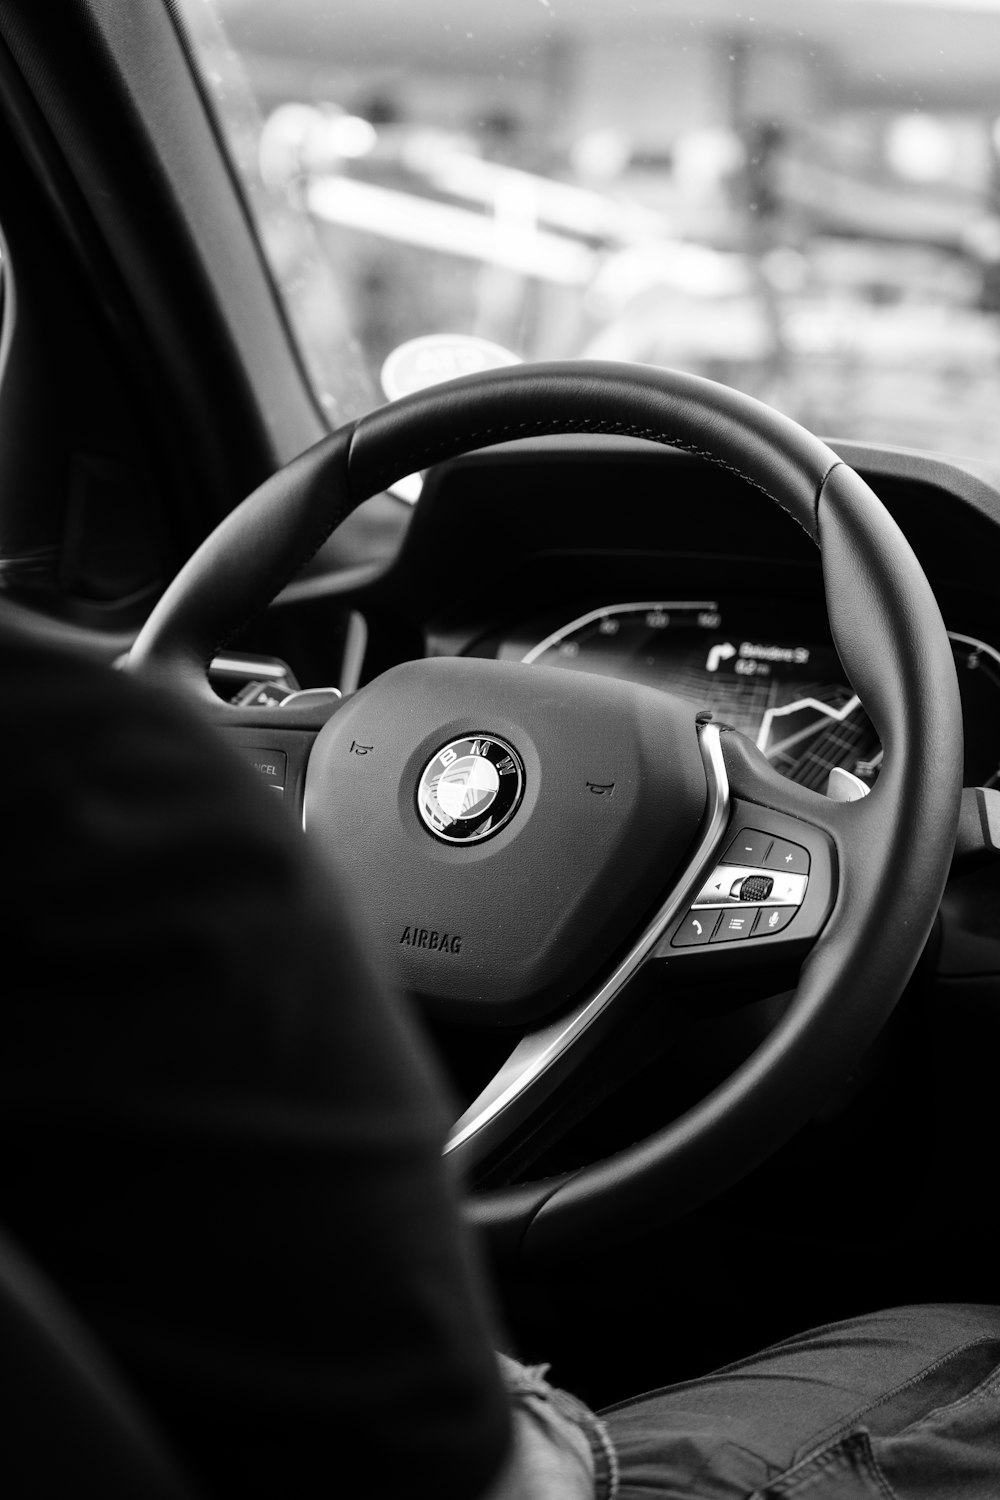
[{"xmin": 672, "ymin": 827, "xmax": 811, "ymax": 948}]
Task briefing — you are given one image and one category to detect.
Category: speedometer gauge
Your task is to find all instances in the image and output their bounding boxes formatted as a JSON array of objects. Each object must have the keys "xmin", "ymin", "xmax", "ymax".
[{"xmin": 519, "ymin": 602, "xmax": 1000, "ymax": 791}]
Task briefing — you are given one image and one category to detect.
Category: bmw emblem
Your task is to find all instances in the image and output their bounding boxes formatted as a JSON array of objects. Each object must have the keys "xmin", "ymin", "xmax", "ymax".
[{"xmin": 417, "ymin": 735, "xmax": 524, "ymax": 843}]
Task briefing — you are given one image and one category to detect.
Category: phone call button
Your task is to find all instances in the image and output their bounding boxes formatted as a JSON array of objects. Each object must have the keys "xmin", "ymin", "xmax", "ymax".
[{"xmin": 671, "ymin": 909, "xmax": 717, "ymax": 947}]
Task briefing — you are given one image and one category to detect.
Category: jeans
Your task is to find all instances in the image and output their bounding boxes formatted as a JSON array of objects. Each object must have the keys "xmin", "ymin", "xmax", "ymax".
[{"xmin": 601, "ymin": 1303, "xmax": 1000, "ymax": 1498}]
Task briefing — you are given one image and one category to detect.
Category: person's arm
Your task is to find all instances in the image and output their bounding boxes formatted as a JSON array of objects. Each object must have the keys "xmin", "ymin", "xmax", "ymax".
[
  {"xmin": 483, "ymin": 1419, "xmax": 592, "ymax": 1500},
  {"xmin": 483, "ymin": 1356, "xmax": 617, "ymax": 1500}
]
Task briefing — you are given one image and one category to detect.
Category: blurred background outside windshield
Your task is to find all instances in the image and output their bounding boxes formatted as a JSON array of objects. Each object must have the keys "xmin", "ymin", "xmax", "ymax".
[{"xmin": 181, "ymin": 0, "xmax": 1000, "ymax": 461}]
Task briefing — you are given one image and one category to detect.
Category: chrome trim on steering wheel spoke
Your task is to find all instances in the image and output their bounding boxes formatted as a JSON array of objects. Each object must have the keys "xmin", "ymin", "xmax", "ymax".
[{"xmin": 444, "ymin": 722, "xmax": 730, "ymax": 1172}]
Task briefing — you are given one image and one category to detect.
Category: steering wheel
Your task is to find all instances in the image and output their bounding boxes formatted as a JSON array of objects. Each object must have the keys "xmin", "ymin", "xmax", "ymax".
[{"xmin": 126, "ymin": 361, "xmax": 962, "ymax": 1262}]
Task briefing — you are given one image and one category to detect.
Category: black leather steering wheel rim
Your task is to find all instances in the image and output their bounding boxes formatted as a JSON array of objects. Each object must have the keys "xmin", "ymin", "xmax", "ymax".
[{"xmin": 127, "ymin": 361, "xmax": 963, "ymax": 1262}]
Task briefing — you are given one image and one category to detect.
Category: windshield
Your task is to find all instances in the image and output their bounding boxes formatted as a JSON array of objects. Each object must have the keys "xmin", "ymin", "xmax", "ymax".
[{"xmin": 178, "ymin": 0, "xmax": 1000, "ymax": 460}]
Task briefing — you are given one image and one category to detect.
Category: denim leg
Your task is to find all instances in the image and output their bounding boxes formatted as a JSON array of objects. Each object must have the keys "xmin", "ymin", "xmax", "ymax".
[{"xmin": 600, "ymin": 1304, "xmax": 1000, "ymax": 1498}]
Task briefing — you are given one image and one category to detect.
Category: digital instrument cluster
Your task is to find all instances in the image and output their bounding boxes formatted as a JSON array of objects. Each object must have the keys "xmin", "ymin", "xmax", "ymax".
[{"xmin": 500, "ymin": 601, "xmax": 1000, "ymax": 791}]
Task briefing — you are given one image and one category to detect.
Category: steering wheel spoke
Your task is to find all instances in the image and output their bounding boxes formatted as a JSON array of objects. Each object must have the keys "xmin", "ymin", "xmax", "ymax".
[{"xmin": 445, "ymin": 720, "xmax": 730, "ymax": 1174}]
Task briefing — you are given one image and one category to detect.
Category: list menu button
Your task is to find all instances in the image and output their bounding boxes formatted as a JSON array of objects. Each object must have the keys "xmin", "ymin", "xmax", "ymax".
[{"xmin": 711, "ymin": 908, "xmax": 759, "ymax": 943}]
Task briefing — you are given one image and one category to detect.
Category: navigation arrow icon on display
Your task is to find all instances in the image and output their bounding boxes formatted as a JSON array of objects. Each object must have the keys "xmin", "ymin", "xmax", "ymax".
[{"xmin": 706, "ymin": 642, "xmax": 736, "ymax": 673}]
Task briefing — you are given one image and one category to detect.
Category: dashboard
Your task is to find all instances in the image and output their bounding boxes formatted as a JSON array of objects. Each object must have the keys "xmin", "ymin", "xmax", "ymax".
[
  {"xmin": 500, "ymin": 600, "xmax": 1000, "ymax": 792},
  {"xmin": 278, "ymin": 431, "xmax": 1000, "ymax": 818}
]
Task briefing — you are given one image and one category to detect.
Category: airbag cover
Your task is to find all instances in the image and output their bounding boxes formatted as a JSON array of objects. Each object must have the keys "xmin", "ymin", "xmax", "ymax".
[{"xmin": 304, "ymin": 657, "xmax": 706, "ymax": 1023}]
